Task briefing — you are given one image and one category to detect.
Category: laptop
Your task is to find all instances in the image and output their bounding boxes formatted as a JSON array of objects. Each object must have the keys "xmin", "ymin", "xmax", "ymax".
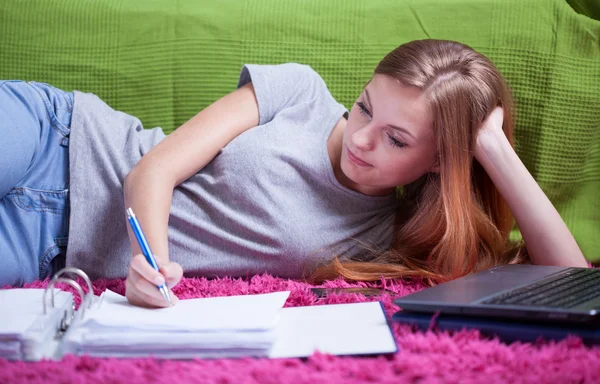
[{"xmin": 393, "ymin": 264, "xmax": 600, "ymax": 324}]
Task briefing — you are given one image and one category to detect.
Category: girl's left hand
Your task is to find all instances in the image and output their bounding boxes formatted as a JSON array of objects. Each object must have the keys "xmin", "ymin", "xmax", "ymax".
[{"xmin": 474, "ymin": 106, "xmax": 506, "ymax": 161}]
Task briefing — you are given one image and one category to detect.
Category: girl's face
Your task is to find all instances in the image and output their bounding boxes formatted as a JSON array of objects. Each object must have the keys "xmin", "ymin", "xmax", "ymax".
[{"xmin": 340, "ymin": 74, "xmax": 439, "ymax": 196}]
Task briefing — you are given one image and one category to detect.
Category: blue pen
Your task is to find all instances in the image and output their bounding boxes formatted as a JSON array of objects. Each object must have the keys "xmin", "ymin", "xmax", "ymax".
[{"xmin": 126, "ymin": 207, "xmax": 172, "ymax": 306}]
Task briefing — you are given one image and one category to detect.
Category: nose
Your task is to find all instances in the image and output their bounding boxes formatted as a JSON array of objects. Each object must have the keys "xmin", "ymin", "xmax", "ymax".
[{"xmin": 351, "ymin": 123, "xmax": 376, "ymax": 151}]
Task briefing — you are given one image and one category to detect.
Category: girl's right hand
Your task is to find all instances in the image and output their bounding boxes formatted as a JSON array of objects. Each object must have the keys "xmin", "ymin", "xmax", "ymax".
[{"xmin": 125, "ymin": 254, "xmax": 183, "ymax": 307}]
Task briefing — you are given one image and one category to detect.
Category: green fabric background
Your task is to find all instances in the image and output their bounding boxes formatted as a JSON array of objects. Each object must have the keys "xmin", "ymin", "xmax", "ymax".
[{"xmin": 1, "ymin": 0, "xmax": 599, "ymax": 261}]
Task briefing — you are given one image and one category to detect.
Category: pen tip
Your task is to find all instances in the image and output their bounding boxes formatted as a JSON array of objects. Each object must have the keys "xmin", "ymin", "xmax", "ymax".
[
  {"xmin": 126, "ymin": 207, "xmax": 133, "ymax": 217},
  {"xmin": 160, "ymin": 286, "xmax": 172, "ymax": 306}
]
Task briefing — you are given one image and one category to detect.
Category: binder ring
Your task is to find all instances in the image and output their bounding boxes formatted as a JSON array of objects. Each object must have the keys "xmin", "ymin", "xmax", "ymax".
[
  {"xmin": 43, "ymin": 277, "xmax": 86, "ymax": 317},
  {"xmin": 51, "ymin": 267, "xmax": 93, "ymax": 309}
]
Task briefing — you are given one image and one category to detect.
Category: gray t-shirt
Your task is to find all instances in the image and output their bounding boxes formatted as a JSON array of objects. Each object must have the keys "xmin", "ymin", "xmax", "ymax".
[{"xmin": 66, "ymin": 63, "xmax": 398, "ymax": 280}]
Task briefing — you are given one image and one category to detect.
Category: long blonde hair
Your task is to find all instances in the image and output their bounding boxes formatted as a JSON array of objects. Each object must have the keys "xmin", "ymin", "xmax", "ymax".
[{"xmin": 310, "ymin": 39, "xmax": 527, "ymax": 285}]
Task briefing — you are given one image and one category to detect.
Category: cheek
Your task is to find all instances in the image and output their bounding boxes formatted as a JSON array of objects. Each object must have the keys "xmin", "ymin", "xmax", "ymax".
[
  {"xmin": 381, "ymin": 156, "xmax": 408, "ymax": 178},
  {"xmin": 342, "ymin": 118, "xmax": 359, "ymax": 141},
  {"xmin": 380, "ymin": 151, "xmax": 433, "ymax": 184}
]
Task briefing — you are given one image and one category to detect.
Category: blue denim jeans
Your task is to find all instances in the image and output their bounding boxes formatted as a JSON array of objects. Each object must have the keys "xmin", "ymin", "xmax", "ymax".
[{"xmin": 0, "ymin": 80, "xmax": 72, "ymax": 286}]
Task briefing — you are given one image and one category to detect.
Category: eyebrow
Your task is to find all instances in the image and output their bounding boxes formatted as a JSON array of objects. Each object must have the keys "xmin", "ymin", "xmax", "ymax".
[{"xmin": 364, "ymin": 88, "xmax": 417, "ymax": 140}]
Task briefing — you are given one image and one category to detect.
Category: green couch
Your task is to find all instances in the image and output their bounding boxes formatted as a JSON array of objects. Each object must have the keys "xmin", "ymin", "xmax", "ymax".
[{"xmin": 1, "ymin": 0, "xmax": 598, "ymax": 262}]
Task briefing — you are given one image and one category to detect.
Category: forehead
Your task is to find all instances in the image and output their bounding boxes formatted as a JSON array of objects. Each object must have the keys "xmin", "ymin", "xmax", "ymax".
[{"xmin": 366, "ymin": 74, "xmax": 432, "ymax": 137}]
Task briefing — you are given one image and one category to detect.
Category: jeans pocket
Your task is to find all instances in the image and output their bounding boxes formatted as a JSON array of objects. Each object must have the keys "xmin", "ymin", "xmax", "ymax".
[
  {"xmin": 11, "ymin": 187, "xmax": 68, "ymax": 214},
  {"xmin": 1, "ymin": 186, "xmax": 69, "ymax": 284},
  {"xmin": 39, "ymin": 243, "xmax": 63, "ymax": 280},
  {"xmin": 27, "ymin": 81, "xmax": 73, "ymax": 138}
]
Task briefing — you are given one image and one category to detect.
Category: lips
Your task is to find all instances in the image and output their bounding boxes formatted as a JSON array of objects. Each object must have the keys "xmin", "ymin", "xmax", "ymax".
[{"xmin": 346, "ymin": 147, "xmax": 372, "ymax": 167}]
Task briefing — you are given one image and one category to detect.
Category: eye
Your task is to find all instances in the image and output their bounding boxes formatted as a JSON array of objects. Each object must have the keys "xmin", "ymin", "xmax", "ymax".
[
  {"xmin": 386, "ymin": 133, "xmax": 406, "ymax": 148},
  {"xmin": 356, "ymin": 101, "xmax": 372, "ymax": 118}
]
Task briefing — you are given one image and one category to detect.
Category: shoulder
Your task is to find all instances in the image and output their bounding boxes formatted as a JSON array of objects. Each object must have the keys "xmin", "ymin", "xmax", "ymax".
[
  {"xmin": 282, "ymin": 63, "xmax": 327, "ymax": 88},
  {"xmin": 278, "ymin": 63, "xmax": 323, "ymax": 80},
  {"xmin": 277, "ymin": 63, "xmax": 335, "ymax": 105},
  {"xmin": 238, "ymin": 62, "xmax": 342, "ymax": 124},
  {"xmin": 242, "ymin": 62, "xmax": 328, "ymax": 91}
]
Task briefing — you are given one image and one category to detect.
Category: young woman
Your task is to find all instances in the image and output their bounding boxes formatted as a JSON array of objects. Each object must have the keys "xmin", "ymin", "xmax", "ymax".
[{"xmin": 0, "ymin": 39, "xmax": 587, "ymax": 307}]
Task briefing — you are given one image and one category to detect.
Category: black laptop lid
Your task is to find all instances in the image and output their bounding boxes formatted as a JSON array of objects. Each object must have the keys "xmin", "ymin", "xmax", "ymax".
[{"xmin": 394, "ymin": 264, "xmax": 568, "ymax": 308}]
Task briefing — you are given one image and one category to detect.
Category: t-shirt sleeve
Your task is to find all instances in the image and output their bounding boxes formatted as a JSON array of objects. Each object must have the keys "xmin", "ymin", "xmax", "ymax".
[{"xmin": 237, "ymin": 63, "xmax": 329, "ymax": 125}]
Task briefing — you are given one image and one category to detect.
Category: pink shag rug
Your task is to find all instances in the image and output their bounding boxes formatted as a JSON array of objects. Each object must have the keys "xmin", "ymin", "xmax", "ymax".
[{"xmin": 2, "ymin": 274, "xmax": 599, "ymax": 384}]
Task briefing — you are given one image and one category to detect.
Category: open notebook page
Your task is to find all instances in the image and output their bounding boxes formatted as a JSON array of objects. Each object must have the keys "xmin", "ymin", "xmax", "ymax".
[
  {"xmin": 0, "ymin": 289, "xmax": 72, "ymax": 337},
  {"xmin": 82, "ymin": 290, "xmax": 290, "ymax": 332},
  {"xmin": 268, "ymin": 301, "xmax": 398, "ymax": 358}
]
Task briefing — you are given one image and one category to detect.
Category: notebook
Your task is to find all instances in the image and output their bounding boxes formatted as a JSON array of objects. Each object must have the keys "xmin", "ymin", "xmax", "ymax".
[
  {"xmin": 1, "ymin": 267, "xmax": 397, "ymax": 360},
  {"xmin": 62, "ymin": 289, "xmax": 290, "ymax": 359},
  {"xmin": 268, "ymin": 301, "xmax": 397, "ymax": 358},
  {"xmin": 0, "ymin": 288, "xmax": 74, "ymax": 361}
]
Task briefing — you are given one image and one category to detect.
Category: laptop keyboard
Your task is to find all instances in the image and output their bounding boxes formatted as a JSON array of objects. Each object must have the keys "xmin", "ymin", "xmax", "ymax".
[{"xmin": 482, "ymin": 268, "xmax": 600, "ymax": 308}]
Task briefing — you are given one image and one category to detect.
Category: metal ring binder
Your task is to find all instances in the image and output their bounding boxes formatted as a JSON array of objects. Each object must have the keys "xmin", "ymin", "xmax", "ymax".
[
  {"xmin": 46, "ymin": 267, "xmax": 94, "ymax": 310},
  {"xmin": 43, "ymin": 277, "xmax": 85, "ymax": 316},
  {"xmin": 43, "ymin": 267, "xmax": 94, "ymax": 318}
]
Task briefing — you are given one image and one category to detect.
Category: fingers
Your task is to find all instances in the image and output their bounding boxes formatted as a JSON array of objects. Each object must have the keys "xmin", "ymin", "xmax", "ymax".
[
  {"xmin": 126, "ymin": 255, "xmax": 181, "ymax": 308},
  {"xmin": 130, "ymin": 254, "xmax": 165, "ymax": 286},
  {"xmin": 126, "ymin": 268, "xmax": 169, "ymax": 307},
  {"xmin": 126, "ymin": 271, "xmax": 180, "ymax": 307},
  {"xmin": 126, "ymin": 280, "xmax": 179, "ymax": 308},
  {"xmin": 159, "ymin": 262, "xmax": 183, "ymax": 289},
  {"xmin": 126, "ymin": 277, "xmax": 169, "ymax": 308}
]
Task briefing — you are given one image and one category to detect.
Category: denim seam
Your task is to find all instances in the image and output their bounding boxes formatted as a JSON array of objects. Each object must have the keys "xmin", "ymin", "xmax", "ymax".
[
  {"xmin": 55, "ymin": 237, "xmax": 69, "ymax": 247},
  {"xmin": 10, "ymin": 186, "xmax": 70, "ymax": 194},
  {"xmin": 10, "ymin": 189, "xmax": 65, "ymax": 214},
  {"xmin": 26, "ymin": 82, "xmax": 71, "ymax": 137},
  {"xmin": 39, "ymin": 244, "xmax": 59, "ymax": 279}
]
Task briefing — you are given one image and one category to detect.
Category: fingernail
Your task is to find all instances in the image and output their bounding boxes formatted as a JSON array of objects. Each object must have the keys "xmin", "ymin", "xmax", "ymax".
[{"xmin": 154, "ymin": 275, "xmax": 165, "ymax": 285}]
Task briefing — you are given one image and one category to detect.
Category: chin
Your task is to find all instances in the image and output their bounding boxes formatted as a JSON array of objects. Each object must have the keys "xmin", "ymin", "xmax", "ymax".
[
  {"xmin": 339, "ymin": 159, "xmax": 357, "ymax": 179},
  {"xmin": 340, "ymin": 160, "xmax": 369, "ymax": 185}
]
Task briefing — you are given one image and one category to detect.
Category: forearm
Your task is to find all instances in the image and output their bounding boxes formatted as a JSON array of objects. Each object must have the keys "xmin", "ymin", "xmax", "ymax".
[
  {"xmin": 121, "ymin": 83, "xmax": 258, "ymax": 265},
  {"xmin": 123, "ymin": 169, "xmax": 173, "ymax": 265},
  {"xmin": 475, "ymin": 131, "xmax": 587, "ymax": 268}
]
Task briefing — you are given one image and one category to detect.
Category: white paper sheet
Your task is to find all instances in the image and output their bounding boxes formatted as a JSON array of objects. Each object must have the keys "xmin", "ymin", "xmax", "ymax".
[
  {"xmin": 268, "ymin": 302, "xmax": 398, "ymax": 358},
  {"xmin": 82, "ymin": 290, "xmax": 290, "ymax": 332},
  {"xmin": 63, "ymin": 291, "xmax": 397, "ymax": 360},
  {"xmin": 0, "ymin": 289, "xmax": 72, "ymax": 337}
]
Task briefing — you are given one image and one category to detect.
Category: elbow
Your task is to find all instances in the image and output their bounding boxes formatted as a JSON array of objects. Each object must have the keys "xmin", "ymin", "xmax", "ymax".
[
  {"xmin": 123, "ymin": 169, "xmax": 138, "ymax": 203},
  {"xmin": 123, "ymin": 165, "xmax": 149, "ymax": 201},
  {"xmin": 123, "ymin": 164, "xmax": 176, "ymax": 202}
]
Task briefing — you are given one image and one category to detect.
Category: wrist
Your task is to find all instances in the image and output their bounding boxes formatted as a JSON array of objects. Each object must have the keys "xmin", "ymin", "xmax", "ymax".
[{"xmin": 474, "ymin": 128, "xmax": 512, "ymax": 166}]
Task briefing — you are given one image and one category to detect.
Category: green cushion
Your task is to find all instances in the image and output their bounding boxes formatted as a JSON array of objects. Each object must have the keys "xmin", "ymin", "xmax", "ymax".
[{"xmin": 1, "ymin": 0, "xmax": 598, "ymax": 261}]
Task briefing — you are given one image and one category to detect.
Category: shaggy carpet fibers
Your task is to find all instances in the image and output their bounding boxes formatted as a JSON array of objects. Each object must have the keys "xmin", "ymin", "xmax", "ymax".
[{"xmin": 1, "ymin": 274, "xmax": 599, "ymax": 384}]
